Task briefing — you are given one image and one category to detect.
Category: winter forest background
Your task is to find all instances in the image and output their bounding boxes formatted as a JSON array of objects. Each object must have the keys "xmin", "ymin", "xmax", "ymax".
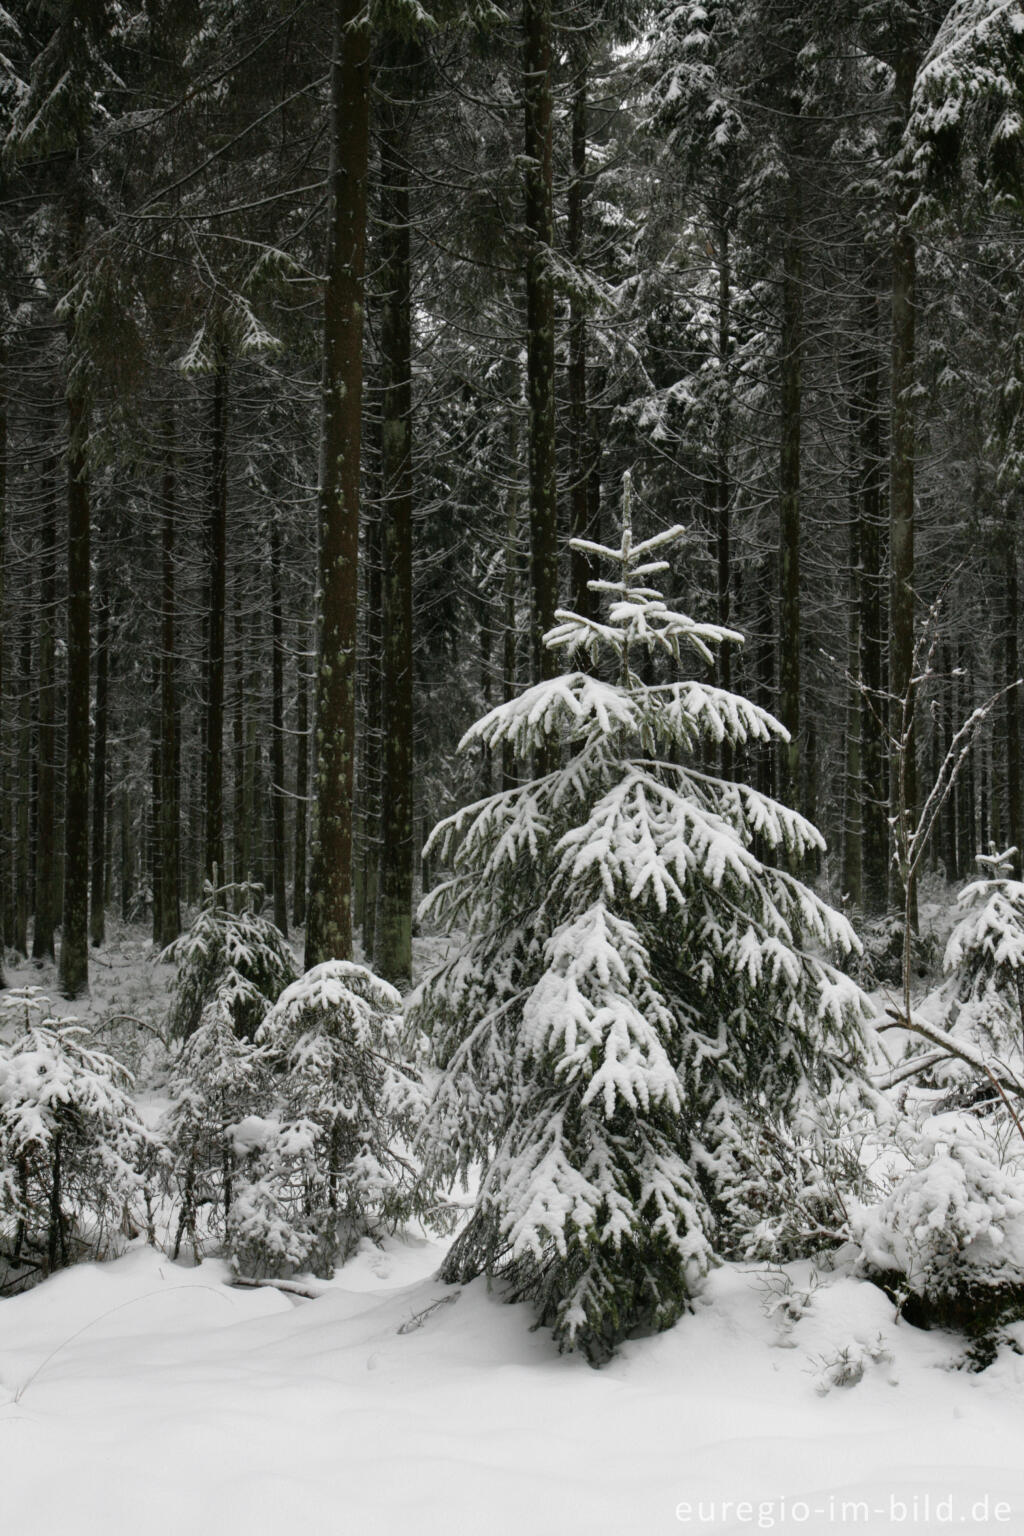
[{"xmin": 8, "ymin": 2, "xmax": 1024, "ymax": 1522}]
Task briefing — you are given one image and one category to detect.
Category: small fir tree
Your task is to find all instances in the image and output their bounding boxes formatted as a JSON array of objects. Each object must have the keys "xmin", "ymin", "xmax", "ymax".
[
  {"xmin": 0, "ymin": 989, "xmax": 151, "ymax": 1284},
  {"xmin": 162, "ymin": 881, "xmax": 296, "ymax": 1041},
  {"xmin": 412, "ymin": 480, "xmax": 872, "ymax": 1360},
  {"xmin": 942, "ymin": 848, "xmax": 1024, "ymax": 1068},
  {"xmin": 227, "ymin": 961, "xmax": 426, "ymax": 1278},
  {"xmin": 163, "ymin": 1002, "xmax": 267, "ymax": 1262}
]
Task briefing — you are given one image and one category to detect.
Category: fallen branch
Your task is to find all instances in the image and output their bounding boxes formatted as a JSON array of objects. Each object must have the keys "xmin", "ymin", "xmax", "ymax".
[
  {"xmin": 230, "ymin": 1275, "xmax": 327, "ymax": 1301},
  {"xmin": 397, "ymin": 1290, "xmax": 461, "ymax": 1334},
  {"xmin": 879, "ymin": 1007, "xmax": 1024, "ymax": 1100}
]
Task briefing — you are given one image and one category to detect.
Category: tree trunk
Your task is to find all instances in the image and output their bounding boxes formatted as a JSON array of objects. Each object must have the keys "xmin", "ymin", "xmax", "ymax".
[
  {"xmin": 567, "ymin": 61, "xmax": 597, "ymax": 627},
  {"xmin": 293, "ymin": 654, "xmax": 308, "ymax": 928},
  {"xmin": 524, "ymin": 0, "xmax": 558, "ymax": 692},
  {"xmin": 0, "ymin": 362, "xmax": 6, "ymax": 982},
  {"xmin": 359, "ymin": 503, "xmax": 382, "ymax": 958},
  {"xmin": 155, "ymin": 425, "xmax": 181, "ymax": 947},
  {"xmin": 305, "ymin": 0, "xmax": 370, "ymax": 969},
  {"xmin": 59, "ymin": 369, "xmax": 91, "ymax": 999},
  {"xmin": 375, "ymin": 39, "xmax": 417, "ymax": 986},
  {"xmin": 1006, "ymin": 500, "xmax": 1023, "ymax": 877},
  {"xmin": 715, "ymin": 215, "xmax": 733, "ymax": 779},
  {"xmin": 15, "ymin": 609, "xmax": 30, "ymax": 955},
  {"xmin": 204, "ymin": 357, "xmax": 229, "ymax": 889},
  {"xmin": 891, "ymin": 40, "xmax": 919, "ymax": 930},
  {"xmin": 270, "ymin": 521, "xmax": 288, "ymax": 937},
  {"xmin": 857, "ymin": 275, "xmax": 888, "ymax": 915},
  {"xmin": 778, "ymin": 180, "xmax": 802, "ymax": 813},
  {"xmin": 843, "ymin": 499, "xmax": 863, "ymax": 908},
  {"xmin": 34, "ymin": 490, "xmax": 59, "ymax": 961},
  {"xmin": 89, "ymin": 565, "xmax": 109, "ymax": 947}
]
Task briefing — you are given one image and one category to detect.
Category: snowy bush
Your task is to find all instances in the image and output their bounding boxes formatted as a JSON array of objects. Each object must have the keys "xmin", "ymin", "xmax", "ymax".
[
  {"xmin": 942, "ymin": 857, "xmax": 1024, "ymax": 1069},
  {"xmin": 0, "ymin": 988, "xmax": 153, "ymax": 1290},
  {"xmin": 852, "ymin": 1112, "xmax": 1024, "ymax": 1334},
  {"xmin": 162, "ymin": 881, "xmax": 295, "ymax": 1041},
  {"xmin": 162, "ymin": 1003, "xmax": 267, "ymax": 1262},
  {"xmin": 720, "ymin": 1099, "xmax": 876, "ymax": 1263},
  {"xmin": 226, "ymin": 962, "xmax": 426, "ymax": 1278},
  {"xmin": 412, "ymin": 490, "xmax": 873, "ymax": 1361}
]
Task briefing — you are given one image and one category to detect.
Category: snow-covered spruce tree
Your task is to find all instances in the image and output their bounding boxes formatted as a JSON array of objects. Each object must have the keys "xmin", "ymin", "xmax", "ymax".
[
  {"xmin": 942, "ymin": 850, "xmax": 1024, "ymax": 1070},
  {"xmin": 162, "ymin": 1004, "xmax": 267, "ymax": 1262},
  {"xmin": 0, "ymin": 989, "xmax": 152, "ymax": 1286},
  {"xmin": 162, "ymin": 881, "xmax": 296, "ymax": 1041},
  {"xmin": 412, "ymin": 485, "xmax": 873, "ymax": 1360},
  {"xmin": 227, "ymin": 962, "xmax": 425, "ymax": 1279}
]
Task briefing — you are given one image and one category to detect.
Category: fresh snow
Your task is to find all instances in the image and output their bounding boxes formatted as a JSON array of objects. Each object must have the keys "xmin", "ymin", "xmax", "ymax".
[{"xmin": 4, "ymin": 1241, "xmax": 1024, "ymax": 1536}]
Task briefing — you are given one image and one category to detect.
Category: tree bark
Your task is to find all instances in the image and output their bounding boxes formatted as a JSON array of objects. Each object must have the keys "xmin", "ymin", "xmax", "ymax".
[
  {"xmin": 59, "ymin": 377, "xmax": 91, "ymax": 998},
  {"xmin": 305, "ymin": 0, "xmax": 370, "ymax": 969},
  {"xmin": 778, "ymin": 178, "xmax": 802, "ymax": 813},
  {"xmin": 891, "ymin": 38, "xmax": 919, "ymax": 929},
  {"xmin": 89, "ymin": 564, "xmax": 109, "ymax": 947},
  {"xmin": 155, "ymin": 425, "xmax": 181, "ymax": 947},
  {"xmin": 857, "ymin": 275, "xmax": 889, "ymax": 914},
  {"xmin": 33, "ymin": 490, "xmax": 59, "ymax": 962},
  {"xmin": 204, "ymin": 357, "xmax": 229, "ymax": 890},
  {"xmin": 270, "ymin": 520, "xmax": 289, "ymax": 937},
  {"xmin": 375, "ymin": 38, "xmax": 417, "ymax": 985},
  {"xmin": 293, "ymin": 653, "xmax": 308, "ymax": 928},
  {"xmin": 567, "ymin": 61, "xmax": 597, "ymax": 628},
  {"xmin": 523, "ymin": 0, "xmax": 558, "ymax": 692}
]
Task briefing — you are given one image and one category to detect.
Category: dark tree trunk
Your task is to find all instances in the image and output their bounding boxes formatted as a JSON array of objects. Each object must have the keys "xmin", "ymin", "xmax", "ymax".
[
  {"xmin": 778, "ymin": 181, "xmax": 802, "ymax": 813},
  {"xmin": 843, "ymin": 498, "xmax": 863, "ymax": 908},
  {"xmin": 60, "ymin": 380, "xmax": 91, "ymax": 998},
  {"xmin": 293, "ymin": 654, "xmax": 308, "ymax": 928},
  {"xmin": 155, "ymin": 428, "xmax": 180, "ymax": 947},
  {"xmin": 360, "ymin": 504, "xmax": 382, "ymax": 959},
  {"xmin": 89, "ymin": 567, "xmax": 109, "ymax": 947},
  {"xmin": 524, "ymin": 0, "xmax": 558, "ymax": 691},
  {"xmin": 204, "ymin": 358, "xmax": 229, "ymax": 890},
  {"xmin": 857, "ymin": 276, "xmax": 888, "ymax": 915},
  {"xmin": 15, "ymin": 610, "xmax": 31, "ymax": 955},
  {"xmin": 715, "ymin": 216, "xmax": 733, "ymax": 779},
  {"xmin": 890, "ymin": 39, "xmax": 919, "ymax": 929},
  {"xmin": 34, "ymin": 491, "xmax": 59, "ymax": 962},
  {"xmin": 0, "ymin": 364, "xmax": 6, "ymax": 982},
  {"xmin": 567, "ymin": 61, "xmax": 597, "ymax": 627},
  {"xmin": 305, "ymin": 0, "xmax": 370, "ymax": 969},
  {"xmin": 270, "ymin": 521, "xmax": 288, "ymax": 937},
  {"xmin": 1006, "ymin": 501, "xmax": 1023, "ymax": 878},
  {"xmin": 375, "ymin": 39, "xmax": 417, "ymax": 985}
]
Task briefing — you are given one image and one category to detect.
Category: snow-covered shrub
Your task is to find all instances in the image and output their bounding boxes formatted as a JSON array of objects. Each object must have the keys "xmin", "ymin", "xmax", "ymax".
[
  {"xmin": 0, "ymin": 988, "xmax": 152, "ymax": 1289},
  {"xmin": 162, "ymin": 881, "xmax": 295, "ymax": 1041},
  {"xmin": 412, "ymin": 492, "xmax": 873, "ymax": 1361},
  {"xmin": 162, "ymin": 1003, "xmax": 267, "ymax": 1262},
  {"xmin": 943, "ymin": 858, "xmax": 1024, "ymax": 1067},
  {"xmin": 226, "ymin": 962, "xmax": 425, "ymax": 1278},
  {"xmin": 720, "ymin": 1101, "xmax": 876, "ymax": 1262},
  {"xmin": 852, "ymin": 1112, "xmax": 1024, "ymax": 1334}
]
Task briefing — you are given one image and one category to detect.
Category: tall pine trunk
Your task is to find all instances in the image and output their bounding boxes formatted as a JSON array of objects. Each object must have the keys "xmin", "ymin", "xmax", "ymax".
[
  {"xmin": 270, "ymin": 521, "xmax": 288, "ymax": 937},
  {"xmin": 305, "ymin": 0, "xmax": 370, "ymax": 969},
  {"xmin": 524, "ymin": 0, "xmax": 558, "ymax": 691},
  {"xmin": 857, "ymin": 274, "xmax": 888, "ymax": 914},
  {"xmin": 156, "ymin": 428, "xmax": 180, "ymax": 947},
  {"xmin": 89, "ymin": 564, "xmax": 109, "ymax": 947},
  {"xmin": 778, "ymin": 179, "xmax": 802, "ymax": 813},
  {"xmin": 375, "ymin": 38, "xmax": 417, "ymax": 985},
  {"xmin": 890, "ymin": 39, "xmax": 919, "ymax": 930},
  {"xmin": 59, "ymin": 369, "xmax": 91, "ymax": 997},
  {"xmin": 204, "ymin": 357, "xmax": 229, "ymax": 889},
  {"xmin": 34, "ymin": 494, "xmax": 58, "ymax": 961},
  {"xmin": 293, "ymin": 654, "xmax": 308, "ymax": 928}
]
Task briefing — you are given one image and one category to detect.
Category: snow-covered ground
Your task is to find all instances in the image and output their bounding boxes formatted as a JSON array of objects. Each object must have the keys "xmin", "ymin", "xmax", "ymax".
[
  {"xmin": 4, "ymin": 925, "xmax": 1024, "ymax": 1536},
  {"xmin": 4, "ymin": 1239, "xmax": 1024, "ymax": 1536}
]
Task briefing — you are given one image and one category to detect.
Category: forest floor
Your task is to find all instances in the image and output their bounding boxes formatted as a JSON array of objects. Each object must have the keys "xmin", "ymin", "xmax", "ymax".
[{"xmin": 2, "ymin": 924, "xmax": 1024, "ymax": 1536}]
